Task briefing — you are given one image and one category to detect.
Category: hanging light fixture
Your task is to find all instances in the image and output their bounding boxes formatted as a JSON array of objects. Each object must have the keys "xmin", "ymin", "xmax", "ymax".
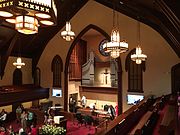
[
  {"xmin": 61, "ymin": 21, "xmax": 75, "ymax": 41},
  {"xmin": 13, "ymin": 35, "xmax": 25, "ymax": 68},
  {"xmin": 131, "ymin": 21, "xmax": 147, "ymax": 64},
  {"xmin": 102, "ymin": 2, "xmax": 128, "ymax": 58},
  {"xmin": 13, "ymin": 57, "xmax": 25, "ymax": 69},
  {"xmin": 0, "ymin": 0, "xmax": 57, "ymax": 34}
]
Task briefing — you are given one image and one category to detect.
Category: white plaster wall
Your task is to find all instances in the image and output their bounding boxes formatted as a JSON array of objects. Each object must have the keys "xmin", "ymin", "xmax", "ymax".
[{"xmin": 37, "ymin": 1, "xmax": 179, "ymax": 112}]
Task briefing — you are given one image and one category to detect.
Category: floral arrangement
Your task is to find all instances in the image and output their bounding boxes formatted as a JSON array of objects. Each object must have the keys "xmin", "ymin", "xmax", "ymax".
[{"xmin": 41, "ymin": 124, "xmax": 66, "ymax": 135}]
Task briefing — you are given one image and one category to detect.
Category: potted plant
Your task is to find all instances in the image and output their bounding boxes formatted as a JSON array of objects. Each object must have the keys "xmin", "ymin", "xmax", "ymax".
[{"xmin": 41, "ymin": 124, "xmax": 66, "ymax": 135}]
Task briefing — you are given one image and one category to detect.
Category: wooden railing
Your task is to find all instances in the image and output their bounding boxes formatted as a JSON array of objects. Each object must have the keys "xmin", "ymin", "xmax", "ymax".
[
  {"xmin": 95, "ymin": 97, "xmax": 155, "ymax": 135},
  {"xmin": 0, "ymin": 85, "xmax": 49, "ymax": 106}
]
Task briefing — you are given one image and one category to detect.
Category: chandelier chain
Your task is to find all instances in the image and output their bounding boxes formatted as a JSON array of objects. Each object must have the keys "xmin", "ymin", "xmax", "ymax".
[{"xmin": 137, "ymin": 21, "xmax": 141, "ymax": 47}]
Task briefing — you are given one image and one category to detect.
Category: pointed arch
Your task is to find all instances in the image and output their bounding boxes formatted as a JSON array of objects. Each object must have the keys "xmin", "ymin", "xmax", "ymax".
[
  {"xmin": 13, "ymin": 68, "xmax": 22, "ymax": 85},
  {"xmin": 125, "ymin": 48, "xmax": 146, "ymax": 93},
  {"xmin": 64, "ymin": 24, "xmax": 111, "ymax": 111},
  {"xmin": 171, "ymin": 63, "xmax": 180, "ymax": 94},
  {"xmin": 51, "ymin": 55, "xmax": 63, "ymax": 87}
]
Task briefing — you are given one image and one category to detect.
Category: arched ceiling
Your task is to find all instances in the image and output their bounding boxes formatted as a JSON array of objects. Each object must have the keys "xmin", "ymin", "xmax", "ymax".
[{"xmin": 0, "ymin": 0, "xmax": 179, "ymax": 78}]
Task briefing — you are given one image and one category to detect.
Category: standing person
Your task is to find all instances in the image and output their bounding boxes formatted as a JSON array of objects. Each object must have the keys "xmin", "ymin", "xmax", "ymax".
[
  {"xmin": 27, "ymin": 111, "xmax": 34, "ymax": 128},
  {"xmin": 0, "ymin": 109, "xmax": 7, "ymax": 126},
  {"xmin": 115, "ymin": 104, "xmax": 118, "ymax": 117},
  {"xmin": 16, "ymin": 105, "xmax": 22, "ymax": 123},
  {"xmin": 108, "ymin": 105, "xmax": 115, "ymax": 120},
  {"xmin": 44, "ymin": 111, "xmax": 49, "ymax": 125},
  {"xmin": 81, "ymin": 96, "xmax": 87, "ymax": 108},
  {"xmin": 21, "ymin": 110, "xmax": 27, "ymax": 132},
  {"xmin": 69, "ymin": 96, "xmax": 74, "ymax": 112},
  {"xmin": 30, "ymin": 124, "xmax": 37, "ymax": 135},
  {"xmin": 7, "ymin": 125, "xmax": 15, "ymax": 135}
]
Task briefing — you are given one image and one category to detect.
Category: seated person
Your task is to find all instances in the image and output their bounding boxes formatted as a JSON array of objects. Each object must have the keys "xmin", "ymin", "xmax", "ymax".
[{"xmin": 89, "ymin": 103, "xmax": 96, "ymax": 110}]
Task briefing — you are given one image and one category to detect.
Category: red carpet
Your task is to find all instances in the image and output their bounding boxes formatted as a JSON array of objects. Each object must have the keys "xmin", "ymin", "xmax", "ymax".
[
  {"xmin": 66, "ymin": 121, "xmax": 96, "ymax": 135},
  {"xmin": 5, "ymin": 120, "xmax": 96, "ymax": 135},
  {"xmin": 153, "ymin": 104, "xmax": 168, "ymax": 135}
]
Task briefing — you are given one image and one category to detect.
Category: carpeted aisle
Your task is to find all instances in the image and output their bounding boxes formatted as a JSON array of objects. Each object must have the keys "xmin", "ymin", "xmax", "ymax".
[
  {"xmin": 5, "ymin": 120, "xmax": 96, "ymax": 135},
  {"xmin": 66, "ymin": 121, "xmax": 96, "ymax": 135}
]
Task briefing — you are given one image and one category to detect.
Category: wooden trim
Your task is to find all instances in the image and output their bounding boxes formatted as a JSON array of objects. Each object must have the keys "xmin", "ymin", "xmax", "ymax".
[
  {"xmin": 95, "ymin": 61, "xmax": 110, "ymax": 68},
  {"xmin": 155, "ymin": 0, "xmax": 180, "ymax": 33},
  {"xmin": 1, "ymin": 33, "xmax": 18, "ymax": 78},
  {"xmin": 117, "ymin": 57, "xmax": 123, "ymax": 115},
  {"xmin": 79, "ymin": 86, "xmax": 118, "ymax": 94},
  {"xmin": 0, "ymin": 85, "xmax": 49, "ymax": 106},
  {"xmin": 95, "ymin": 97, "xmax": 149, "ymax": 135}
]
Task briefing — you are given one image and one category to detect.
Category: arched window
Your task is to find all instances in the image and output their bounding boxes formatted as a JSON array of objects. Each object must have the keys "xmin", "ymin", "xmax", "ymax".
[
  {"xmin": 125, "ymin": 48, "xmax": 146, "ymax": 93},
  {"xmin": 13, "ymin": 68, "xmax": 22, "ymax": 85},
  {"xmin": 51, "ymin": 55, "xmax": 63, "ymax": 87},
  {"xmin": 33, "ymin": 67, "xmax": 41, "ymax": 86}
]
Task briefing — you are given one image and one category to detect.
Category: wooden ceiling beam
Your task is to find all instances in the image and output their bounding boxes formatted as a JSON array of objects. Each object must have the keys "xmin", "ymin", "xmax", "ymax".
[{"xmin": 1, "ymin": 33, "xmax": 18, "ymax": 78}]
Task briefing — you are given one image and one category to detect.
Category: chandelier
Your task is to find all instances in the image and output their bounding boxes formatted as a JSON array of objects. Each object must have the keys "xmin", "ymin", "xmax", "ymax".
[
  {"xmin": 13, "ymin": 57, "xmax": 25, "ymax": 69},
  {"xmin": 61, "ymin": 21, "xmax": 75, "ymax": 41},
  {"xmin": 0, "ymin": 0, "xmax": 57, "ymax": 34},
  {"xmin": 102, "ymin": 4, "xmax": 128, "ymax": 58},
  {"xmin": 131, "ymin": 21, "xmax": 147, "ymax": 64}
]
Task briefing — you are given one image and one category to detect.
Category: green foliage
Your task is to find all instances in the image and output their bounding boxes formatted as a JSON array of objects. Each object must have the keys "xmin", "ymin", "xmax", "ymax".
[{"xmin": 41, "ymin": 124, "xmax": 66, "ymax": 135}]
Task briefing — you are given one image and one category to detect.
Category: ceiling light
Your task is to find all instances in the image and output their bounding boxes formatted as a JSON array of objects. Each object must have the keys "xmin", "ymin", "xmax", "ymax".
[
  {"xmin": 131, "ymin": 47, "xmax": 147, "ymax": 64},
  {"xmin": 131, "ymin": 21, "xmax": 147, "ymax": 64},
  {"xmin": 5, "ymin": 18, "xmax": 16, "ymax": 23},
  {"xmin": 40, "ymin": 20, "xmax": 54, "ymax": 26},
  {"xmin": 0, "ymin": 0, "xmax": 57, "ymax": 34},
  {"xmin": 0, "ymin": 11, "xmax": 13, "ymax": 17},
  {"xmin": 61, "ymin": 21, "xmax": 75, "ymax": 41},
  {"xmin": 15, "ymin": 15, "xmax": 39, "ymax": 35},
  {"xmin": 13, "ymin": 57, "xmax": 25, "ymax": 69},
  {"xmin": 102, "ymin": 4, "xmax": 128, "ymax": 58},
  {"xmin": 35, "ymin": 13, "xmax": 51, "ymax": 19}
]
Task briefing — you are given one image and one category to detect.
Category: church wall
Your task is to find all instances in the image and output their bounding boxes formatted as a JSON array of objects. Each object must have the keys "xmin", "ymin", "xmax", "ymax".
[{"xmin": 38, "ymin": 1, "xmax": 179, "ymax": 112}]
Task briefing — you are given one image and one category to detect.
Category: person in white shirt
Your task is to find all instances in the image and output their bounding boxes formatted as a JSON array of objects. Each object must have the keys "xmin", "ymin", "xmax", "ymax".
[
  {"xmin": 81, "ymin": 96, "xmax": 87, "ymax": 108},
  {"xmin": 0, "ymin": 109, "xmax": 7, "ymax": 126},
  {"xmin": 108, "ymin": 105, "xmax": 115, "ymax": 120},
  {"xmin": 18, "ymin": 128, "xmax": 24, "ymax": 135},
  {"xmin": 0, "ymin": 113, "xmax": 7, "ymax": 121},
  {"xmin": 89, "ymin": 103, "xmax": 96, "ymax": 110}
]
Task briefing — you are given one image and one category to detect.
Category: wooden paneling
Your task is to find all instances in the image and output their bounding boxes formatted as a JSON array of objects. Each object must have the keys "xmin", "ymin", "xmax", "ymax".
[
  {"xmin": 79, "ymin": 86, "xmax": 117, "ymax": 94},
  {"xmin": 69, "ymin": 39, "xmax": 87, "ymax": 81}
]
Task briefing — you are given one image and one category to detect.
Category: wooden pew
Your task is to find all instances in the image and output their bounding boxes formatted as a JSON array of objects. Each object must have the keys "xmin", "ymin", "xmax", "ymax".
[
  {"xmin": 160, "ymin": 104, "xmax": 176, "ymax": 135},
  {"xmin": 129, "ymin": 111, "xmax": 153, "ymax": 135},
  {"xmin": 95, "ymin": 97, "xmax": 155, "ymax": 135}
]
